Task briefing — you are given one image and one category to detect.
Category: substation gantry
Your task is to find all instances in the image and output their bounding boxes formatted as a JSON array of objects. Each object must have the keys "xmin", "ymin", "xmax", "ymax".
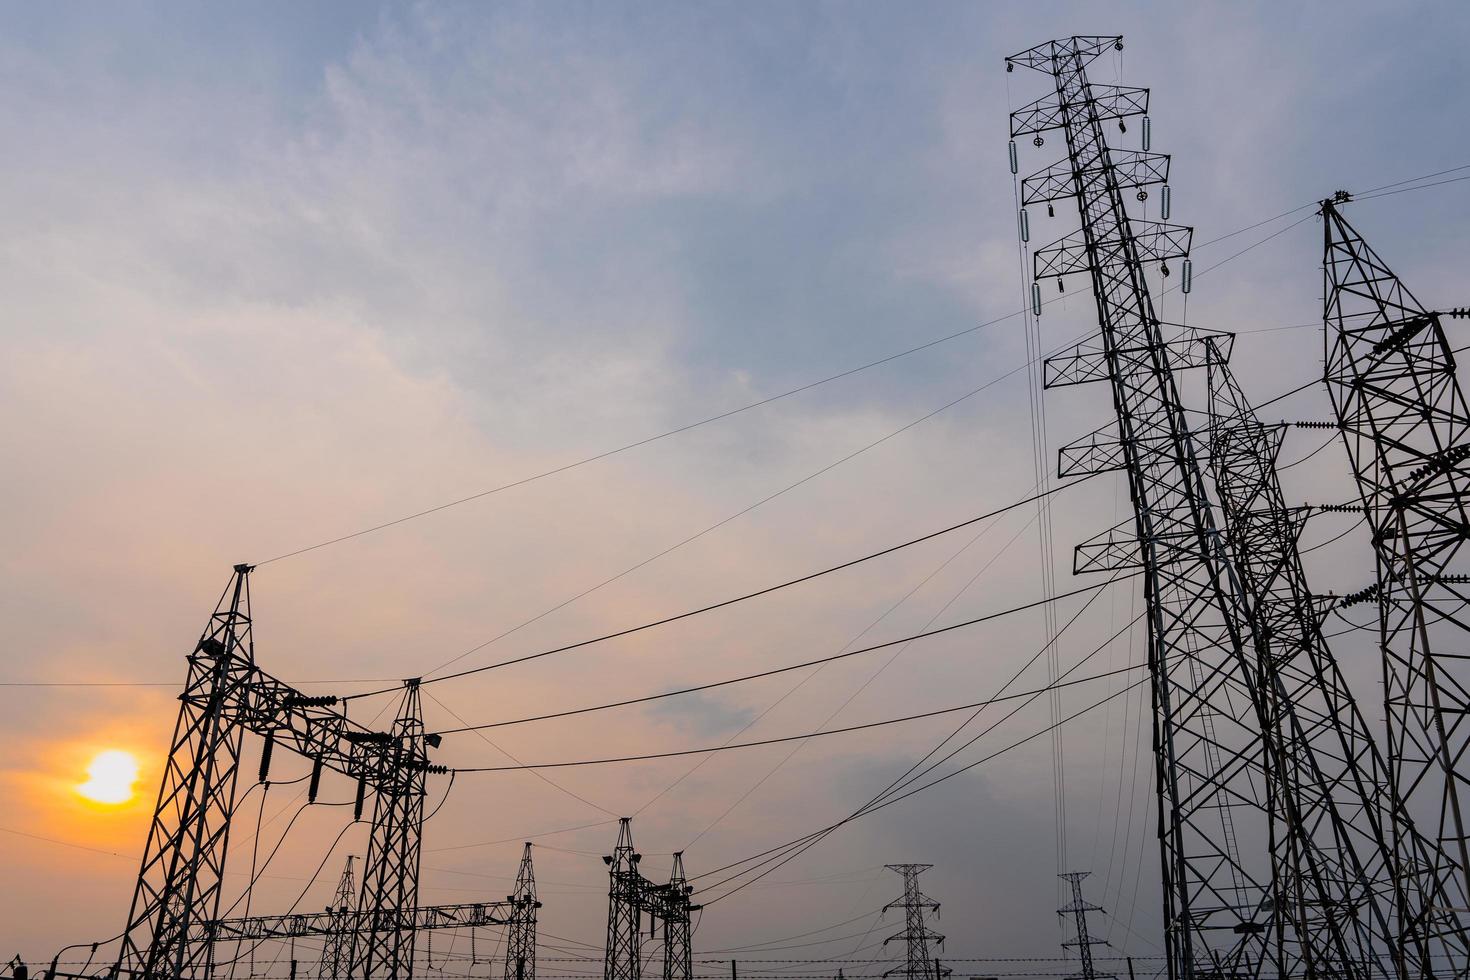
[
  {"xmin": 110, "ymin": 564, "xmax": 459, "ymax": 980},
  {"xmin": 603, "ymin": 819, "xmax": 699, "ymax": 980}
]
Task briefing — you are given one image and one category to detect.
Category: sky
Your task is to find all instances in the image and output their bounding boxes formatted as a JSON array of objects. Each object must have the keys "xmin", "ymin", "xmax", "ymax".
[{"xmin": 4, "ymin": 0, "xmax": 1470, "ymax": 970}]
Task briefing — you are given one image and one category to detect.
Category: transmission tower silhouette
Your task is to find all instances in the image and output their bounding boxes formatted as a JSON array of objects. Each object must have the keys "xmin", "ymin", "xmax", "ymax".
[
  {"xmin": 1057, "ymin": 872, "xmax": 1113, "ymax": 980},
  {"xmin": 318, "ymin": 855, "xmax": 356, "ymax": 980},
  {"xmin": 881, "ymin": 864, "xmax": 950, "ymax": 980},
  {"xmin": 506, "ymin": 843, "xmax": 541, "ymax": 980},
  {"xmin": 1323, "ymin": 194, "xmax": 1470, "ymax": 970},
  {"xmin": 1001, "ymin": 34, "xmax": 1449, "ymax": 980}
]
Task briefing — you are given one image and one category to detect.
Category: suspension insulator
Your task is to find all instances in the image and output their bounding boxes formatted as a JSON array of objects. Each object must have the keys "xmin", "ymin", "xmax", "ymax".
[
  {"xmin": 308, "ymin": 757, "xmax": 323, "ymax": 803},
  {"xmin": 353, "ymin": 775, "xmax": 367, "ymax": 821},
  {"xmin": 1161, "ymin": 184, "xmax": 1171, "ymax": 220},
  {"xmin": 1181, "ymin": 258, "xmax": 1193, "ymax": 294},
  {"xmin": 1142, "ymin": 116, "xmax": 1151, "ymax": 151},
  {"xmin": 258, "ymin": 731, "xmax": 274, "ymax": 784},
  {"xmin": 1031, "ymin": 282, "xmax": 1042, "ymax": 316},
  {"xmin": 1019, "ymin": 208, "xmax": 1030, "ymax": 243},
  {"xmin": 1008, "ymin": 140, "xmax": 1018, "ymax": 175}
]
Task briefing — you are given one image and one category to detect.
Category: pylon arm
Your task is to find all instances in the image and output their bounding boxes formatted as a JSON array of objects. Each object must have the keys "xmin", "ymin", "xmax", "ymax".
[
  {"xmin": 1009, "ymin": 85, "xmax": 1148, "ymax": 137},
  {"xmin": 1023, "ymin": 151, "xmax": 1170, "ymax": 207},
  {"xmin": 1034, "ymin": 221, "xmax": 1191, "ymax": 280},
  {"xmin": 1058, "ymin": 422, "xmax": 1126, "ymax": 478},
  {"xmin": 1043, "ymin": 326, "xmax": 1232, "ymax": 389},
  {"xmin": 1006, "ymin": 36, "xmax": 1121, "ymax": 73}
]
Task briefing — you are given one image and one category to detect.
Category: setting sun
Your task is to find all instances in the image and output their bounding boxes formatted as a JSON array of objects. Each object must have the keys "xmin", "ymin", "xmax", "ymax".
[{"xmin": 76, "ymin": 749, "xmax": 141, "ymax": 805}]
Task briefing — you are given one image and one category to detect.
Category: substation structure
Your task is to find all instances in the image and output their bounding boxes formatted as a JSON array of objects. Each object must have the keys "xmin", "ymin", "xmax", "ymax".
[
  {"xmin": 603, "ymin": 819, "xmax": 700, "ymax": 980},
  {"xmin": 1007, "ymin": 33, "xmax": 1470, "ymax": 980},
  {"xmin": 94, "ymin": 564, "xmax": 542, "ymax": 980}
]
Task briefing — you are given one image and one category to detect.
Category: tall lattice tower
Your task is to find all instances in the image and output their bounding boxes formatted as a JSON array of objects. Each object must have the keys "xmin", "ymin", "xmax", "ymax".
[
  {"xmin": 316, "ymin": 855, "xmax": 356, "ymax": 980},
  {"xmin": 349, "ymin": 679, "xmax": 436, "ymax": 980},
  {"xmin": 506, "ymin": 843, "xmax": 540, "ymax": 980},
  {"xmin": 1322, "ymin": 195, "xmax": 1470, "ymax": 967},
  {"xmin": 881, "ymin": 865, "xmax": 949, "ymax": 980},
  {"xmin": 605, "ymin": 818, "xmax": 644, "ymax": 980},
  {"xmin": 1007, "ymin": 36, "xmax": 1271, "ymax": 977},
  {"xmin": 116, "ymin": 565, "xmax": 256, "ymax": 980},
  {"xmin": 1003, "ymin": 36, "xmax": 1400, "ymax": 979},
  {"xmin": 1208, "ymin": 339, "xmax": 1470, "ymax": 977},
  {"xmin": 1057, "ymin": 872, "xmax": 1113, "ymax": 980},
  {"xmin": 662, "ymin": 853, "xmax": 694, "ymax": 980}
]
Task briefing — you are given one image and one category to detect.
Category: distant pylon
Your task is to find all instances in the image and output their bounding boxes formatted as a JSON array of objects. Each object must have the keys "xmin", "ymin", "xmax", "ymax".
[
  {"xmin": 662, "ymin": 853, "xmax": 693, "ymax": 980},
  {"xmin": 1057, "ymin": 872, "xmax": 1113, "ymax": 980},
  {"xmin": 317, "ymin": 855, "xmax": 356, "ymax": 980},
  {"xmin": 881, "ymin": 865, "xmax": 950, "ymax": 980},
  {"xmin": 505, "ymin": 843, "xmax": 540, "ymax": 980}
]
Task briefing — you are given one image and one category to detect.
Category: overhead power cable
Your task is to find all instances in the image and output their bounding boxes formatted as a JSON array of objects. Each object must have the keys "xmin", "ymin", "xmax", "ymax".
[
  {"xmin": 250, "ymin": 163, "xmax": 1468, "ymax": 568},
  {"xmin": 432, "ymin": 576, "xmax": 1124, "ymax": 734},
  {"xmin": 342, "ymin": 476, "xmax": 1096, "ymax": 700},
  {"xmin": 451, "ymin": 659, "xmax": 1144, "ymax": 772}
]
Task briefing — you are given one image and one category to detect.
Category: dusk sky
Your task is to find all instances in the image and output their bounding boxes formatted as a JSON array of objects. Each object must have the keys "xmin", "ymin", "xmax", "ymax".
[{"xmin": 5, "ymin": 1, "xmax": 1470, "ymax": 971}]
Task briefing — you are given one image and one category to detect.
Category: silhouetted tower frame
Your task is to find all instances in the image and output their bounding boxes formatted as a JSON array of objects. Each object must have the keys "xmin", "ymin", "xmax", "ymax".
[
  {"xmin": 1322, "ymin": 195, "xmax": 1470, "ymax": 965},
  {"xmin": 319, "ymin": 856, "xmax": 357, "ymax": 980},
  {"xmin": 114, "ymin": 564, "xmax": 445, "ymax": 980},
  {"xmin": 1058, "ymin": 872, "xmax": 1114, "ymax": 980},
  {"xmin": 603, "ymin": 820, "xmax": 698, "ymax": 980},
  {"xmin": 506, "ymin": 843, "xmax": 541, "ymax": 980},
  {"xmin": 348, "ymin": 680, "xmax": 438, "ymax": 980},
  {"xmin": 881, "ymin": 865, "xmax": 949, "ymax": 980},
  {"xmin": 1006, "ymin": 36, "xmax": 1281, "ymax": 979},
  {"xmin": 1207, "ymin": 341, "xmax": 1470, "ymax": 978},
  {"xmin": 199, "ymin": 847, "xmax": 537, "ymax": 977}
]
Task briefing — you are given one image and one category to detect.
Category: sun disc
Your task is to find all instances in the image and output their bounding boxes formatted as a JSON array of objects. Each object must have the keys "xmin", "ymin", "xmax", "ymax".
[{"xmin": 77, "ymin": 749, "xmax": 140, "ymax": 805}]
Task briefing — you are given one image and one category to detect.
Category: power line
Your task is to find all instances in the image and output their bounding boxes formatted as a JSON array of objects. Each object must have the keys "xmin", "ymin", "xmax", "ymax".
[
  {"xmin": 343, "ymin": 477, "xmax": 1097, "ymax": 700},
  {"xmin": 451, "ymin": 662, "xmax": 1145, "ymax": 772},
  {"xmin": 432, "ymin": 577, "xmax": 1125, "ymax": 734}
]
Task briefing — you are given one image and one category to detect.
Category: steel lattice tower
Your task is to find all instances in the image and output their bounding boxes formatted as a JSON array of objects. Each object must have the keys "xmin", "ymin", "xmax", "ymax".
[
  {"xmin": 1208, "ymin": 343, "xmax": 1470, "ymax": 978},
  {"xmin": 881, "ymin": 865, "xmax": 948, "ymax": 980},
  {"xmin": 605, "ymin": 819, "xmax": 644, "ymax": 980},
  {"xmin": 1007, "ymin": 36, "xmax": 1317, "ymax": 979},
  {"xmin": 1058, "ymin": 872, "xmax": 1114, "ymax": 980},
  {"xmin": 318, "ymin": 856, "xmax": 357, "ymax": 980},
  {"xmin": 602, "ymin": 820, "xmax": 698, "ymax": 980},
  {"xmin": 117, "ymin": 564, "xmax": 256, "ymax": 980},
  {"xmin": 662, "ymin": 853, "xmax": 693, "ymax": 980},
  {"xmin": 349, "ymin": 679, "xmax": 434, "ymax": 980},
  {"xmin": 1322, "ymin": 196, "xmax": 1470, "ymax": 963},
  {"xmin": 506, "ymin": 843, "xmax": 540, "ymax": 980}
]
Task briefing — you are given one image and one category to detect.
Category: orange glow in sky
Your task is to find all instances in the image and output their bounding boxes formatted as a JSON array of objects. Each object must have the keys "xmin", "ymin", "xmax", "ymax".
[{"xmin": 76, "ymin": 749, "xmax": 141, "ymax": 805}]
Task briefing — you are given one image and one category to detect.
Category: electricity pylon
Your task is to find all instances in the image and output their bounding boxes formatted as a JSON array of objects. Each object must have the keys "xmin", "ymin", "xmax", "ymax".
[
  {"xmin": 115, "ymin": 565, "xmax": 445, "ymax": 980},
  {"xmin": 319, "ymin": 856, "xmax": 356, "ymax": 980},
  {"xmin": 1208, "ymin": 340, "xmax": 1470, "ymax": 978},
  {"xmin": 603, "ymin": 819, "xmax": 698, "ymax": 980},
  {"xmin": 881, "ymin": 865, "xmax": 949, "ymax": 980},
  {"xmin": 1005, "ymin": 36, "xmax": 1388, "ymax": 979},
  {"xmin": 1058, "ymin": 872, "xmax": 1113, "ymax": 980},
  {"xmin": 1322, "ymin": 194, "xmax": 1470, "ymax": 969},
  {"xmin": 349, "ymin": 679, "xmax": 436, "ymax": 980},
  {"xmin": 116, "ymin": 566, "xmax": 255, "ymax": 980},
  {"xmin": 506, "ymin": 843, "xmax": 540, "ymax": 980}
]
